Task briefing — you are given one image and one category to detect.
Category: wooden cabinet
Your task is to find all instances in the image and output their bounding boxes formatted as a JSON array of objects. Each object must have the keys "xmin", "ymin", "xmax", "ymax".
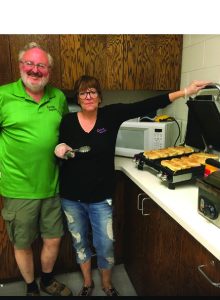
[
  {"xmin": 112, "ymin": 171, "xmax": 126, "ymax": 265},
  {"xmin": 60, "ymin": 35, "xmax": 124, "ymax": 90},
  {"xmin": 123, "ymin": 176, "xmax": 182, "ymax": 296},
  {"xmin": 179, "ymin": 228, "xmax": 220, "ymax": 296},
  {"xmin": 123, "ymin": 35, "xmax": 182, "ymax": 90},
  {"xmin": 0, "ymin": 36, "xmax": 12, "ymax": 85},
  {"xmin": 120, "ymin": 175, "xmax": 220, "ymax": 296},
  {"xmin": 0, "ymin": 34, "xmax": 182, "ymax": 90},
  {"xmin": 123, "ymin": 176, "xmax": 147, "ymax": 295}
]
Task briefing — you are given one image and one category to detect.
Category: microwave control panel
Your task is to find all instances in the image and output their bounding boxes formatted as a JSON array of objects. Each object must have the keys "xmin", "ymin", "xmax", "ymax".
[{"xmin": 152, "ymin": 128, "xmax": 165, "ymax": 149}]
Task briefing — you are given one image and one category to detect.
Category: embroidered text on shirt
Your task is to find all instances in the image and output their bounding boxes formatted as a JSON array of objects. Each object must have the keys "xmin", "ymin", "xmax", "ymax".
[
  {"xmin": 97, "ymin": 128, "xmax": 107, "ymax": 134},
  {"xmin": 47, "ymin": 105, "xmax": 57, "ymax": 111}
]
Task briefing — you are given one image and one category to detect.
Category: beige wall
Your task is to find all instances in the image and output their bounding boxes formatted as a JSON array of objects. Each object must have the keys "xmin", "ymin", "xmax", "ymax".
[{"xmin": 162, "ymin": 34, "xmax": 220, "ymax": 143}]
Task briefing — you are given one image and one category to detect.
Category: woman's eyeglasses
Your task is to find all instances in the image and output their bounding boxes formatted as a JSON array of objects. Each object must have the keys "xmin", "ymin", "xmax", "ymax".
[{"xmin": 79, "ymin": 90, "xmax": 98, "ymax": 99}]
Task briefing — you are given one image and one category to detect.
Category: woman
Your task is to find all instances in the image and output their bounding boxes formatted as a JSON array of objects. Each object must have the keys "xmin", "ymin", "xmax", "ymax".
[{"xmin": 54, "ymin": 75, "xmax": 210, "ymax": 296}]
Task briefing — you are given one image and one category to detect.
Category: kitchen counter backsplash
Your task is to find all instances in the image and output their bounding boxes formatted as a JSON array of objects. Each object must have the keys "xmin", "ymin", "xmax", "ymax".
[{"xmin": 101, "ymin": 90, "xmax": 169, "ymax": 106}]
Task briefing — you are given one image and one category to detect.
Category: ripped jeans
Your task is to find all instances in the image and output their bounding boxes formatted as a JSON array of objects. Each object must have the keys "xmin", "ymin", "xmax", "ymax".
[{"xmin": 61, "ymin": 198, "xmax": 115, "ymax": 269}]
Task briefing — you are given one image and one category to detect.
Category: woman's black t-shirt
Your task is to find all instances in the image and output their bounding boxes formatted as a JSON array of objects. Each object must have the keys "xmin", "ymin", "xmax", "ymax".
[{"xmin": 58, "ymin": 94, "xmax": 170, "ymax": 202}]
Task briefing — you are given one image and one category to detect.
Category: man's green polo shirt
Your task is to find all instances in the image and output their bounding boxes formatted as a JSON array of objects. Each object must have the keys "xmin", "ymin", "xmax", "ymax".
[{"xmin": 0, "ymin": 79, "xmax": 69, "ymax": 199}]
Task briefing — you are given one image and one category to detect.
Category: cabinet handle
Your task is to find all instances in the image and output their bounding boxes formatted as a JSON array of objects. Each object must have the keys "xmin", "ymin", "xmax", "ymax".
[
  {"xmin": 141, "ymin": 197, "xmax": 150, "ymax": 216},
  {"xmin": 198, "ymin": 263, "xmax": 220, "ymax": 288},
  {"xmin": 137, "ymin": 193, "xmax": 146, "ymax": 211}
]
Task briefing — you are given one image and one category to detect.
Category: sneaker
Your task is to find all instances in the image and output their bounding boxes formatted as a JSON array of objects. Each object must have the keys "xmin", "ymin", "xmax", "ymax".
[
  {"xmin": 102, "ymin": 286, "xmax": 119, "ymax": 296},
  {"xmin": 78, "ymin": 281, "xmax": 95, "ymax": 296},
  {"xmin": 26, "ymin": 289, "xmax": 40, "ymax": 296},
  {"xmin": 40, "ymin": 278, "xmax": 72, "ymax": 296}
]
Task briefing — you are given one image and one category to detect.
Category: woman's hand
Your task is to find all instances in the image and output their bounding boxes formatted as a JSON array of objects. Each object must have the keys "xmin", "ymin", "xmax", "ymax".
[
  {"xmin": 185, "ymin": 80, "xmax": 212, "ymax": 98},
  {"xmin": 169, "ymin": 80, "xmax": 212, "ymax": 102},
  {"xmin": 54, "ymin": 143, "xmax": 75, "ymax": 159}
]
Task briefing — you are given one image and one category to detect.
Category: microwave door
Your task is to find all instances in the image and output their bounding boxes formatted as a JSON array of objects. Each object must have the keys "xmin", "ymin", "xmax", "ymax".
[{"xmin": 115, "ymin": 127, "xmax": 147, "ymax": 157}]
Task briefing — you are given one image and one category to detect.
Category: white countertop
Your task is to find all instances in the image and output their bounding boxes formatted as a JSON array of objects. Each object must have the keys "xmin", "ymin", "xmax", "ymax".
[{"xmin": 115, "ymin": 156, "xmax": 220, "ymax": 260}]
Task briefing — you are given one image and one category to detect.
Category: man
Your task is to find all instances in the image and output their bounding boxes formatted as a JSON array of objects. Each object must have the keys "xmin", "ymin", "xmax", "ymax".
[{"xmin": 0, "ymin": 42, "xmax": 72, "ymax": 296}]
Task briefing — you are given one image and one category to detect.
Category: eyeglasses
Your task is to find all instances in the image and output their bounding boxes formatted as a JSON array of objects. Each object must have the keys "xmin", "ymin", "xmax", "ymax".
[
  {"xmin": 79, "ymin": 90, "xmax": 98, "ymax": 99},
  {"xmin": 19, "ymin": 61, "xmax": 50, "ymax": 71}
]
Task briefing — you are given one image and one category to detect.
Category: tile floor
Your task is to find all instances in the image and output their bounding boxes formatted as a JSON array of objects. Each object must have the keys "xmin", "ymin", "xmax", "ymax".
[{"xmin": 0, "ymin": 264, "xmax": 137, "ymax": 296}]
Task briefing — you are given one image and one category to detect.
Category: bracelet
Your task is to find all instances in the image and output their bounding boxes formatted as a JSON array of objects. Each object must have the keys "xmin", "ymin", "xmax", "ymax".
[{"xmin": 184, "ymin": 88, "xmax": 188, "ymax": 100}]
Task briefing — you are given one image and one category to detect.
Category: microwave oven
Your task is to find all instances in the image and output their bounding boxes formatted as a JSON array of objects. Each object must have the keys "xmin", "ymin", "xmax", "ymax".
[{"xmin": 115, "ymin": 120, "xmax": 180, "ymax": 157}]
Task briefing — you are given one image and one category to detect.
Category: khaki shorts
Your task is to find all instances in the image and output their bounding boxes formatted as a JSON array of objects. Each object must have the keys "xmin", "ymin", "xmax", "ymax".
[{"xmin": 1, "ymin": 196, "xmax": 64, "ymax": 249}]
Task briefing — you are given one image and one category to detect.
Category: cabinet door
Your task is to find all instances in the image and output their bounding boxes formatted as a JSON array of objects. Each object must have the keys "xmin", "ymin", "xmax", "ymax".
[
  {"xmin": 123, "ymin": 177, "xmax": 182, "ymax": 295},
  {"xmin": 60, "ymin": 35, "xmax": 124, "ymax": 90},
  {"xmin": 123, "ymin": 176, "xmax": 146, "ymax": 295},
  {"xmin": 123, "ymin": 35, "xmax": 182, "ymax": 90},
  {"xmin": 112, "ymin": 171, "xmax": 126, "ymax": 265},
  {"xmin": 140, "ymin": 198, "xmax": 182, "ymax": 296},
  {"xmin": 179, "ymin": 228, "xmax": 220, "ymax": 296},
  {"xmin": 0, "ymin": 36, "xmax": 12, "ymax": 85}
]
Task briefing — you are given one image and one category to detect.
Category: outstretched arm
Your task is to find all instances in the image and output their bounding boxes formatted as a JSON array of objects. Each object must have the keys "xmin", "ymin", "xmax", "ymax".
[{"xmin": 168, "ymin": 80, "xmax": 211, "ymax": 102}]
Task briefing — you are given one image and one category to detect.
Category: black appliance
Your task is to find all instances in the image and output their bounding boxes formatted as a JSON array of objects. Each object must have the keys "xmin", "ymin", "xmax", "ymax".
[{"xmin": 185, "ymin": 84, "xmax": 220, "ymax": 152}]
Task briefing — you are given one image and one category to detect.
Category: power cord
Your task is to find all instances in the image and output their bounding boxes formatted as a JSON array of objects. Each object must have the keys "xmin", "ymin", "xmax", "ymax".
[
  {"xmin": 172, "ymin": 118, "xmax": 181, "ymax": 146},
  {"xmin": 159, "ymin": 116, "xmax": 181, "ymax": 146}
]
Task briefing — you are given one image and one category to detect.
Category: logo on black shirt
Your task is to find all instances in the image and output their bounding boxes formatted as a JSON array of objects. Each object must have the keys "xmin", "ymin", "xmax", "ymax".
[{"xmin": 97, "ymin": 128, "xmax": 107, "ymax": 134}]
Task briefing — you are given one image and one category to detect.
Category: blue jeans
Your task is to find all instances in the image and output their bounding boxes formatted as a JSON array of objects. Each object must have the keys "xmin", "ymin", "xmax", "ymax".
[{"xmin": 61, "ymin": 198, "xmax": 115, "ymax": 269}]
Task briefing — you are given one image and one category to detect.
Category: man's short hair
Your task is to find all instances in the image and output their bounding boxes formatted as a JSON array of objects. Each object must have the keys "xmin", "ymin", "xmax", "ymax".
[{"xmin": 18, "ymin": 42, "xmax": 54, "ymax": 67}]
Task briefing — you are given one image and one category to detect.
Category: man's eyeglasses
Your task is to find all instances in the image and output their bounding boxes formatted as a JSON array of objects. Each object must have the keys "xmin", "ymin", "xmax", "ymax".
[
  {"xmin": 20, "ymin": 61, "xmax": 50, "ymax": 71},
  {"xmin": 79, "ymin": 90, "xmax": 98, "ymax": 99}
]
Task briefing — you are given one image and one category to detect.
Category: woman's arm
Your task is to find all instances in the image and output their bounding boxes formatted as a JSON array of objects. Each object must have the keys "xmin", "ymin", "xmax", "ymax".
[{"xmin": 168, "ymin": 80, "xmax": 211, "ymax": 102}]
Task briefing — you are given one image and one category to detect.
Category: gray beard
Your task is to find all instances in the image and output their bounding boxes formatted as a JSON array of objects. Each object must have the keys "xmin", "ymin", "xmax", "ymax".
[{"xmin": 21, "ymin": 72, "xmax": 49, "ymax": 93}]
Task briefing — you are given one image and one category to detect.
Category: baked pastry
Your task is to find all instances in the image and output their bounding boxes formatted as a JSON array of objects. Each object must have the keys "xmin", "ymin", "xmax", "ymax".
[
  {"xmin": 161, "ymin": 154, "xmax": 202, "ymax": 171},
  {"xmin": 161, "ymin": 159, "xmax": 183, "ymax": 171},
  {"xmin": 170, "ymin": 158, "xmax": 192, "ymax": 170},
  {"xmin": 190, "ymin": 152, "xmax": 219, "ymax": 158},
  {"xmin": 143, "ymin": 150, "xmax": 161, "ymax": 160},
  {"xmin": 165, "ymin": 147, "xmax": 180, "ymax": 156},
  {"xmin": 189, "ymin": 152, "xmax": 219, "ymax": 165},
  {"xmin": 143, "ymin": 146, "xmax": 195, "ymax": 161},
  {"xmin": 174, "ymin": 146, "xmax": 194, "ymax": 154},
  {"xmin": 180, "ymin": 156, "xmax": 201, "ymax": 168}
]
